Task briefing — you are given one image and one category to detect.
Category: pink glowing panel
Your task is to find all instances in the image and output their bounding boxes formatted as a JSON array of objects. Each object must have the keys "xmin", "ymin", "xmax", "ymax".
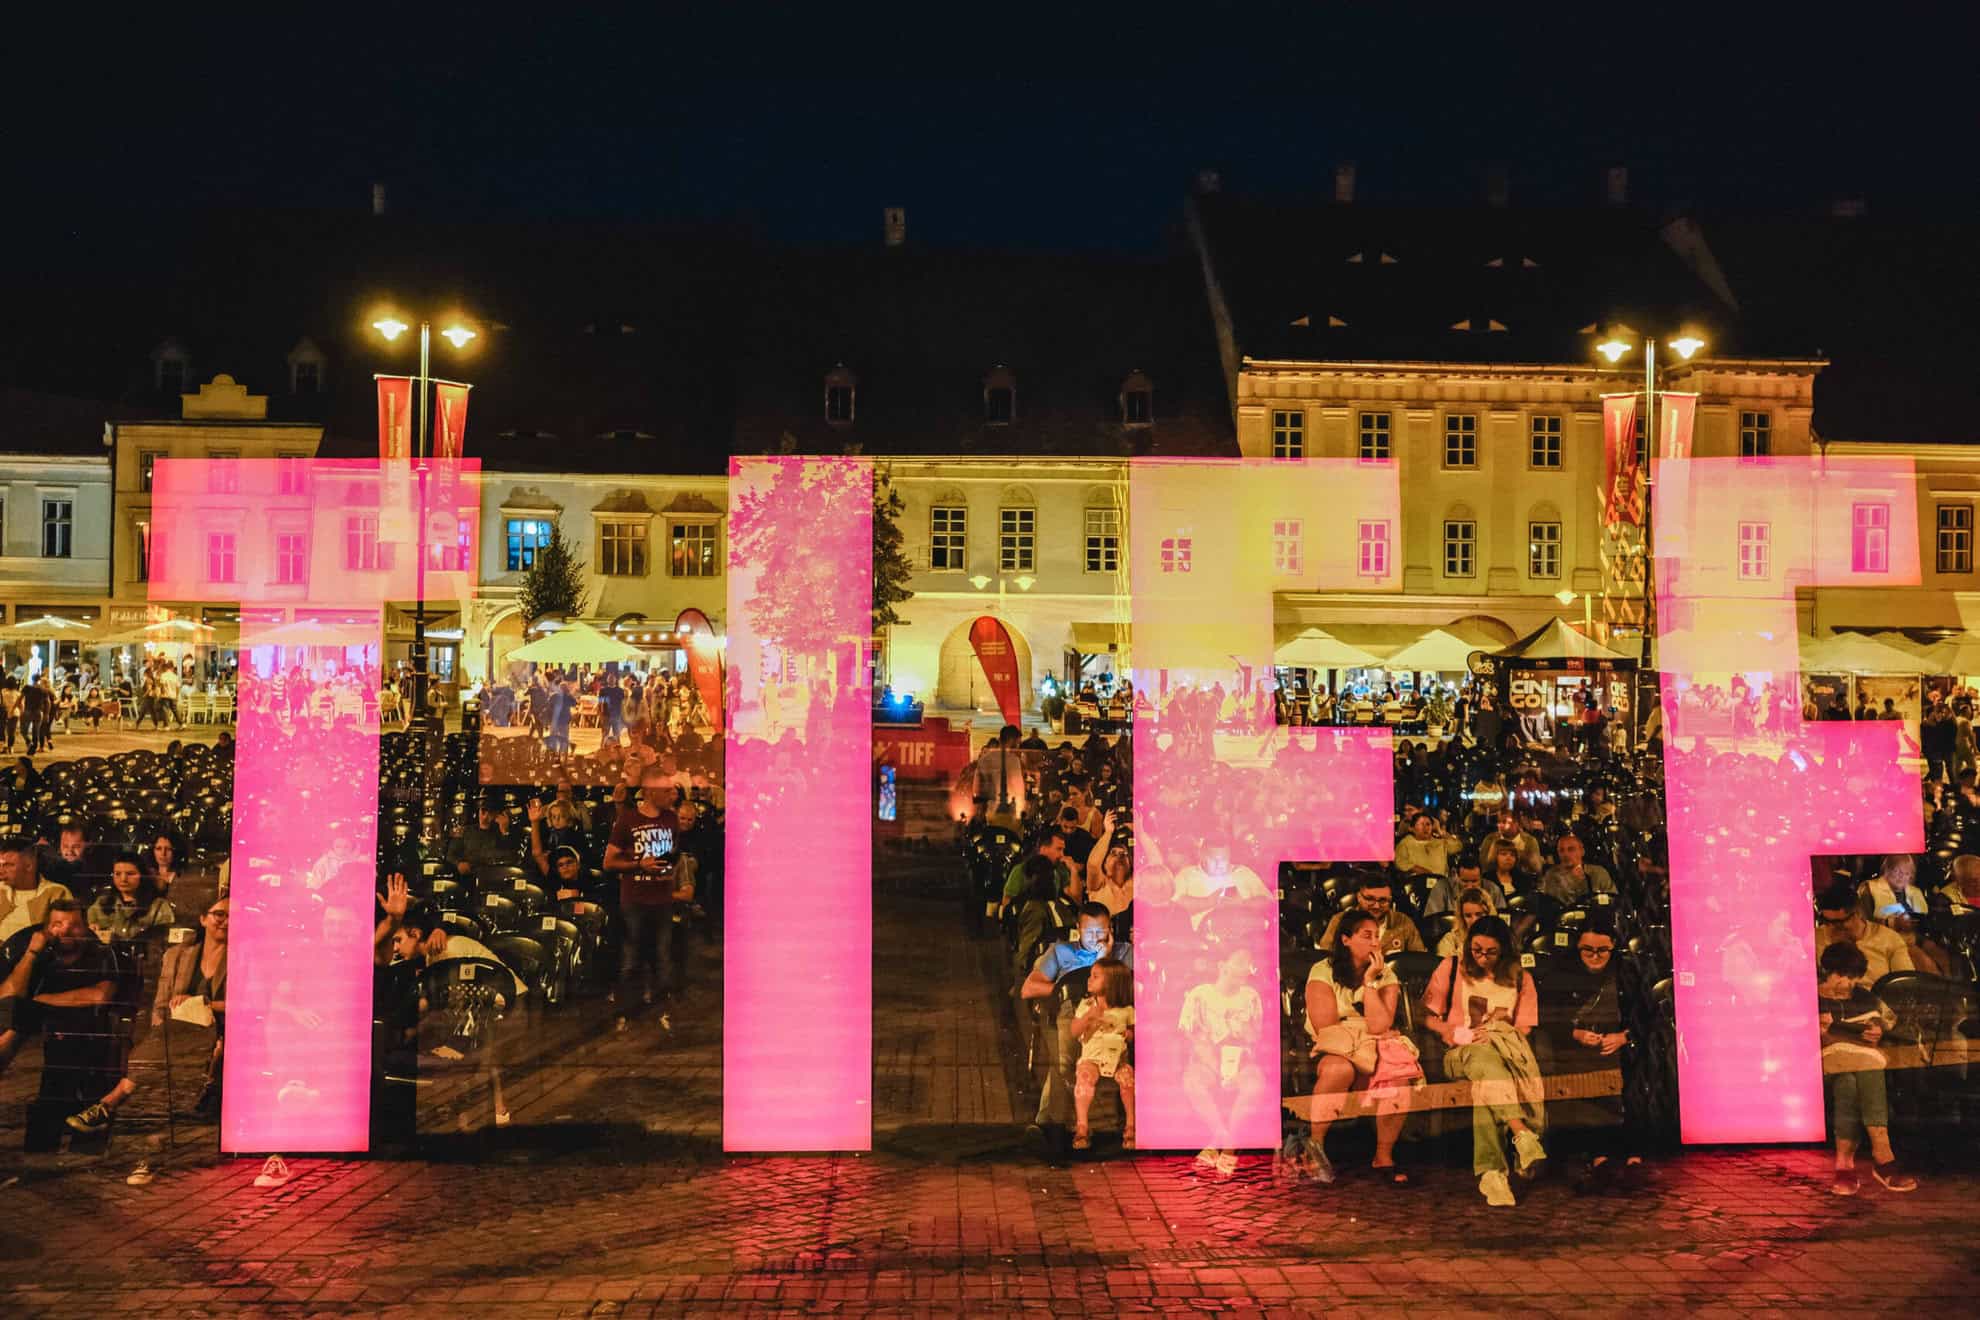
[
  {"xmin": 150, "ymin": 458, "xmax": 480, "ymax": 1153},
  {"xmin": 1654, "ymin": 456, "xmax": 1920, "ymax": 1143},
  {"xmin": 1128, "ymin": 458, "xmax": 1400, "ymax": 1153},
  {"xmin": 724, "ymin": 457, "xmax": 873, "ymax": 1151}
]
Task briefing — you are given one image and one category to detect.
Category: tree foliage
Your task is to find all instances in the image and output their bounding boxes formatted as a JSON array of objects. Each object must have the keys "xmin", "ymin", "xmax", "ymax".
[
  {"xmin": 873, "ymin": 467, "xmax": 914, "ymax": 632},
  {"xmin": 516, "ymin": 517, "xmax": 590, "ymax": 625}
]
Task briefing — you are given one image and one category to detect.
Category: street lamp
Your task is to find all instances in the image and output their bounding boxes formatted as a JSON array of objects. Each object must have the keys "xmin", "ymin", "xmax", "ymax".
[
  {"xmin": 1595, "ymin": 328, "xmax": 1707, "ymax": 662},
  {"xmin": 1555, "ymin": 586, "xmax": 1594, "ymax": 636},
  {"xmin": 371, "ymin": 314, "xmax": 478, "ymax": 732}
]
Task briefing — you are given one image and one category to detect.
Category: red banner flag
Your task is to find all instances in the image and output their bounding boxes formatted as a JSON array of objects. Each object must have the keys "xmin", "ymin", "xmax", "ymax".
[
  {"xmin": 1659, "ymin": 391, "xmax": 1698, "ymax": 461},
  {"xmin": 376, "ymin": 376, "xmax": 413, "ymax": 460},
  {"xmin": 433, "ymin": 381, "xmax": 472, "ymax": 459},
  {"xmin": 675, "ymin": 607, "xmax": 725, "ymax": 729},
  {"xmin": 1602, "ymin": 393, "xmax": 1640, "ymax": 527},
  {"xmin": 967, "ymin": 615, "xmax": 1024, "ymax": 728}
]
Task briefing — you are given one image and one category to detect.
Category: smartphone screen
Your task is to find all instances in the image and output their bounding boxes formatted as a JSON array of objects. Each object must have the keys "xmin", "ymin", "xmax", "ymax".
[{"xmin": 877, "ymin": 765, "xmax": 898, "ymax": 822}]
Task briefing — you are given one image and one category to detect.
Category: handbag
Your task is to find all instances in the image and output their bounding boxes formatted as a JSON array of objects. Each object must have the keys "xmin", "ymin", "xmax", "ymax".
[{"xmin": 1369, "ymin": 1032, "xmax": 1425, "ymax": 1089}]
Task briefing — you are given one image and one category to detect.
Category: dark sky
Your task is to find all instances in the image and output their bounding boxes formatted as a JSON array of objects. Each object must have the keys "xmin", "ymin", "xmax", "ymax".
[{"xmin": 7, "ymin": 7, "xmax": 1968, "ymax": 249}]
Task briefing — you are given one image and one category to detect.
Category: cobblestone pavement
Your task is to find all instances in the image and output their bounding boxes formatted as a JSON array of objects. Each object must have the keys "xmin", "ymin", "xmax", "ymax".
[{"xmin": 4, "ymin": 886, "xmax": 1979, "ymax": 1316}]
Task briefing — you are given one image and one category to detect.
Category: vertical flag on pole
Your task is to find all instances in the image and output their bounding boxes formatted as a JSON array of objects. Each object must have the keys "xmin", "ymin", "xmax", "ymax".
[
  {"xmin": 1601, "ymin": 393, "xmax": 1641, "ymax": 527},
  {"xmin": 433, "ymin": 381, "xmax": 472, "ymax": 460},
  {"xmin": 376, "ymin": 376, "xmax": 413, "ymax": 460},
  {"xmin": 1659, "ymin": 391, "xmax": 1698, "ymax": 461}
]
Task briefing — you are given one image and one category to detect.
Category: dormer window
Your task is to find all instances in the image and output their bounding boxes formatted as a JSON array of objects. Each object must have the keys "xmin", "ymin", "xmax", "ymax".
[
  {"xmin": 825, "ymin": 365, "xmax": 856, "ymax": 426},
  {"xmin": 287, "ymin": 337, "xmax": 326, "ymax": 394},
  {"xmin": 1120, "ymin": 371, "xmax": 1153, "ymax": 427},
  {"xmin": 983, "ymin": 367, "xmax": 1016, "ymax": 425}
]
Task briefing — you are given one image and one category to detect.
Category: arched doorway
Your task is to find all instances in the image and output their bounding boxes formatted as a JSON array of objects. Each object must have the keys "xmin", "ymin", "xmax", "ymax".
[
  {"xmin": 936, "ymin": 617, "xmax": 1033, "ymax": 715},
  {"xmin": 1445, "ymin": 614, "xmax": 1518, "ymax": 647},
  {"xmin": 486, "ymin": 610, "xmax": 528, "ymax": 684}
]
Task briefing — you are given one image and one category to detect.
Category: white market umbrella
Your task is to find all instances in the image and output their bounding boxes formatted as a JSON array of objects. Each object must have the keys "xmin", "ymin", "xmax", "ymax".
[
  {"xmin": 1274, "ymin": 628, "xmax": 1382, "ymax": 669},
  {"xmin": 0, "ymin": 614, "xmax": 94, "ymax": 641},
  {"xmin": 242, "ymin": 617, "xmax": 380, "ymax": 649},
  {"xmin": 508, "ymin": 620, "xmax": 643, "ymax": 665},
  {"xmin": 98, "ymin": 618, "xmax": 238, "ymax": 647},
  {"xmin": 1916, "ymin": 633, "xmax": 1980, "ymax": 675},
  {"xmin": 1799, "ymin": 632, "xmax": 1927, "ymax": 675},
  {"xmin": 1383, "ymin": 628, "xmax": 1481, "ymax": 673}
]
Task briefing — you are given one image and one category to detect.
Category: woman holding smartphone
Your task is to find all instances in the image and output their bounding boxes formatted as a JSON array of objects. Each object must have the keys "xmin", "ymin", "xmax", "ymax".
[{"xmin": 1423, "ymin": 915, "xmax": 1546, "ymax": 1207}]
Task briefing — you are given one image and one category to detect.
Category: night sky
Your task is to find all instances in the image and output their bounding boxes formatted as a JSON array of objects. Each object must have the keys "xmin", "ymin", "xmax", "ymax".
[{"xmin": 7, "ymin": 8, "xmax": 1967, "ymax": 251}]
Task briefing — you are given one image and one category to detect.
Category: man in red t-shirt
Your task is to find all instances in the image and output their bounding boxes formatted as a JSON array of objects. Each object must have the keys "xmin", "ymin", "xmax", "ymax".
[{"xmin": 604, "ymin": 766, "xmax": 696, "ymax": 1022}]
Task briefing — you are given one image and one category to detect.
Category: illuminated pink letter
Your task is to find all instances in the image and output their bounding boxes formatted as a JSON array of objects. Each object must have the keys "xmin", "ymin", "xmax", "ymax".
[
  {"xmin": 1129, "ymin": 458, "xmax": 1400, "ymax": 1152},
  {"xmin": 723, "ymin": 457, "xmax": 874, "ymax": 1150},
  {"xmin": 151, "ymin": 458, "xmax": 480, "ymax": 1152},
  {"xmin": 1655, "ymin": 455, "xmax": 1920, "ymax": 1142}
]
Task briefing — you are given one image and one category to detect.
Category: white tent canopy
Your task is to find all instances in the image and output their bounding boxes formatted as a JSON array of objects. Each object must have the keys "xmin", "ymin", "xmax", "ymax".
[
  {"xmin": 1274, "ymin": 628, "xmax": 1383, "ymax": 669},
  {"xmin": 507, "ymin": 620, "xmax": 644, "ymax": 665},
  {"xmin": 1495, "ymin": 618, "xmax": 1628, "ymax": 662},
  {"xmin": 0, "ymin": 614, "xmax": 94, "ymax": 641},
  {"xmin": 1383, "ymin": 628, "xmax": 1482, "ymax": 673},
  {"xmin": 1799, "ymin": 631, "xmax": 1928, "ymax": 674}
]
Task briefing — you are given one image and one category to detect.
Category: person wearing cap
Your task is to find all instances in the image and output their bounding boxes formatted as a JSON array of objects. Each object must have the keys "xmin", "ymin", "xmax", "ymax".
[
  {"xmin": 0, "ymin": 837, "xmax": 74, "ymax": 942},
  {"xmin": 444, "ymin": 798, "xmax": 515, "ymax": 877}
]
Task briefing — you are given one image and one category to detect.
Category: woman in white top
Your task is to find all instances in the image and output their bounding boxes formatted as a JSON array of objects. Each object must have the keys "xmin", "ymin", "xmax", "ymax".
[
  {"xmin": 1178, "ymin": 948, "xmax": 1267, "ymax": 1176},
  {"xmin": 1305, "ymin": 909, "xmax": 1412, "ymax": 1186}
]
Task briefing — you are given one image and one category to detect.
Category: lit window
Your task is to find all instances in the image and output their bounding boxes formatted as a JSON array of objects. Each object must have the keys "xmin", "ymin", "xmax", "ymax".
[
  {"xmin": 1358, "ymin": 412, "xmax": 1391, "ymax": 461},
  {"xmin": 999, "ymin": 507, "xmax": 1035, "ymax": 572},
  {"xmin": 1530, "ymin": 415, "xmax": 1563, "ymax": 468},
  {"xmin": 1445, "ymin": 414, "xmax": 1477, "ymax": 468},
  {"xmin": 600, "ymin": 520, "xmax": 648, "ymax": 576},
  {"xmin": 984, "ymin": 373, "xmax": 1016, "ymax": 424},
  {"xmin": 1938, "ymin": 504, "xmax": 1972, "ymax": 574},
  {"xmin": 275, "ymin": 531, "xmax": 308, "ymax": 584},
  {"xmin": 345, "ymin": 515, "xmax": 390, "ymax": 571},
  {"xmin": 134, "ymin": 521, "xmax": 152, "ymax": 582},
  {"xmin": 1273, "ymin": 519, "xmax": 1303, "ymax": 575},
  {"xmin": 293, "ymin": 360, "xmax": 320, "ymax": 394},
  {"xmin": 41, "ymin": 498, "xmax": 74, "ymax": 559},
  {"xmin": 1738, "ymin": 521, "xmax": 1771, "ymax": 580},
  {"xmin": 277, "ymin": 454, "xmax": 310, "ymax": 495},
  {"xmin": 206, "ymin": 531, "xmax": 237, "ymax": 583},
  {"xmin": 1271, "ymin": 410, "xmax": 1305, "ymax": 459},
  {"xmin": 1443, "ymin": 520, "xmax": 1476, "ymax": 577},
  {"xmin": 1084, "ymin": 507, "xmax": 1120, "ymax": 573},
  {"xmin": 1160, "ymin": 535, "xmax": 1193, "ymax": 574},
  {"xmin": 670, "ymin": 522, "xmax": 718, "ymax": 577},
  {"xmin": 930, "ymin": 506, "xmax": 967, "ymax": 571},
  {"xmin": 1852, "ymin": 503, "xmax": 1890, "ymax": 574},
  {"xmin": 1739, "ymin": 411, "xmax": 1772, "ymax": 459},
  {"xmin": 1529, "ymin": 520, "xmax": 1561, "ymax": 578},
  {"xmin": 505, "ymin": 518, "xmax": 552, "ymax": 572},
  {"xmin": 1357, "ymin": 520, "xmax": 1390, "ymax": 577}
]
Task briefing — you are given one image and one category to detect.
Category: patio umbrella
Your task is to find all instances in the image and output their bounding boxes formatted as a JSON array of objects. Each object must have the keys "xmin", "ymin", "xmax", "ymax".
[
  {"xmin": 1915, "ymin": 633, "xmax": 1980, "ymax": 675},
  {"xmin": 1383, "ymin": 629, "xmax": 1481, "ymax": 673},
  {"xmin": 1274, "ymin": 628, "xmax": 1382, "ymax": 669},
  {"xmin": 240, "ymin": 617, "xmax": 380, "ymax": 649},
  {"xmin": 1799, "ymin": 632, "xmax": 1927, "ymax": 674},
  {"xmin": 508, "ymin": 620, "xmax": 644, "ymax": 665},
  {"xmin": 0, "ymin": 614, "xmax": 95, "ymax": 641},
  {"xmin": 98, "ymin": 618, "xmax": 238, "ymax": 647}
]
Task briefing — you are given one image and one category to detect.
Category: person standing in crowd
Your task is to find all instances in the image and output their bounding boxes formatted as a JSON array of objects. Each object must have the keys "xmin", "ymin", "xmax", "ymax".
[
  {"xmin": 1424, "ymin": 915, "xmax": 1547, "ymax": 1206},
  {"xmin": 0, "ymin": 678, "xmax": 20, "ymax": 753},
  {"xmin": 603, "ymin": 764, "xmax": 692, "ymax": 1027}
]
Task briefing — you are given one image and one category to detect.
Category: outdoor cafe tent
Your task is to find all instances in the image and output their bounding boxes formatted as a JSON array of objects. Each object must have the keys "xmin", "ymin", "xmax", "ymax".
[
  {"xmin": 1493, "ymin": 617, "xmax": 1630, "ymax": 663},
  {"xmin": 97, "ymin": 618, "xmax": 238, "ymax": 647},
  {"xmin": 1274, "ymin": 628, "xmax": 1383, "ymax": 670},
  {"xmin": 507, "ymin": 619, "xmax": 644, "ymax": 665},
  {"xmin": 1798, "ymin": 631, "xmax": 1927, "ymax": 674},
  {"xmin": 0, "ymin": 614, "xmax": 95, "ymax": 641},
  {"xmin": 1916, "ymin": 633, "xmax": 1980, "ymax": 675},
  {"xmin": 242, "ymin": 617, "xmax": 380, "ymax": 649},
  {"xmin": 1382, "ymin": 628, "xmax": 1482, "ymax": 673}
]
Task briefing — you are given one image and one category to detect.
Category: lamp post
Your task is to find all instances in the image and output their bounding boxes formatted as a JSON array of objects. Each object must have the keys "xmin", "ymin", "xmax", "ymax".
[
  {"xmin": 1594, "ymin": 331, "xmax": 1705, "ymax": 662},
  {"xmin": 1555, "ymin": 586, "xmax": 1595, "ymax": 637},
  {"xmin": 372, "ymin": 316, "xmax": 476, "ymax": 732}
]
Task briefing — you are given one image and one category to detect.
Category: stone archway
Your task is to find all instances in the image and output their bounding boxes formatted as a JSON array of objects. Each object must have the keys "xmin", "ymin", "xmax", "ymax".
[{"xmin": 935, "ymin": 616, "xmax": 1033, "ymax": 715}]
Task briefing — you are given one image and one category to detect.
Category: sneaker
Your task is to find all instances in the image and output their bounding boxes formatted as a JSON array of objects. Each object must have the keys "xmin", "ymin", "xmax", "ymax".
[
  {"xmin": 1196, "ymin": 1147, "xmax": 1222, "ymax": 1170},
  {"xmin": 253, "ymin": 1155, "xmax": 293, "ymax": 1189},
  {"xmin": 125, "ymin": 1161, "xmax": 154, "ymax": 1187},
  {"xmin": 65, "ymin": 1103, "xmax": 111, "ymax": 1134},
  {"xmin": 1513, "ymin": 1128, "xmax": 1547, "ymax": 1177},
  {"xmin": 1215, "ymin": 1151, "xmax": 1238, "ymax": 1177},
  {"xmin": 1871, "ymin": 1160, "xmax": 1918, "ymax": 1193},
  {"xmin": 1479, "ymin": 1169, "xmax": 1516, "ymax": 1206},
  {"xmin": 1831, "ymin": 1168, "xmax": 1861, "ymax": 1197}
]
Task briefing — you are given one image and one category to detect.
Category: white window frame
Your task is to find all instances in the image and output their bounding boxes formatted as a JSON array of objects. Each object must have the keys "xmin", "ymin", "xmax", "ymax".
[
  {"xmin": 599, "ymin": 519, "xmax": 649, "ymax": 577},
  {"xmin": 1160, "ymin": 535, "xmax": 1193, "ymax": 574},
  {"xmin": 1443, "ymin": 519, "xmax": 1476, "ymax": 578},
  {"xmin": 1529, "ymin": 415, "xmax": 1563, "ymax": 469},
  {"xmin": 930, "ymin": 505, "xmax": 967, "ymax": 572},
  {"xmin": 1739, "ymin": 411, "xmax": 1772, "ymax": 459},
  {"xmin": 1444, "ymin": 414, "xmax": 1477, "ymax": 468},
  {"xmin": 206, "ymin": 531, "xmax": 237, "ymax": 584},
  {"xmin": 138, "ymin": 450, "xmax": 164, "ymax": 494},
  {"xmin": 345, "ymin": 514, "xmax": 388, "ymax": 572},
  {"xmin": 1272, "ymin": 519, "xmax": 1303, "ymax": 575},
  {"xmin": 1357, "ymin": 520, "xmax": 1391, "ymax": 577},
  {"xmin": 274, "ymin": 530, "xmax": 309, "ymax": 585},
  {"xmin": 277, "ymin": 452, "xmax": 311, "ymax": 495},
  {"xmin": 206, "ymin": 450, "xmax": 240, "ymax": 494},
  {"xmin": 998, "ymin": 507, "xmax": 1035, "ymax": 572},
  {"xmin": 40, "ymin": 496, "xmax": 74, "ymax": 559},
  {"xmin": 504, "ymin": 517, "xmax": 553, "ymax": 572},
  {"xmin": 1358, "ymin": 411, "xmax": 1391, "ymax": 461},
  {"xmin": 1852, "ymin": 502, "xmax": 1890, "ymax": 574},
  {"xmin": 1271, "ymin": 410, "xmax": 1305, "ymax": 459},
  {"xmin": 825, "ymin": 381, "xmax": 855, "ymax": 425},
  {"xmin": 1084, "ymin": 506, "xmax": 1120, "ymax": 573},
  {"xmin": 1528, "ymin": 520, "xmax": 1562, "ymax": 579},
  {"xmin": 1738, "ymin": 521, "xmax": 1771, "ymax": 580},
  {"xmin": 1938, "ymin": 504, "xmax": 1972, "ymax": 574}
]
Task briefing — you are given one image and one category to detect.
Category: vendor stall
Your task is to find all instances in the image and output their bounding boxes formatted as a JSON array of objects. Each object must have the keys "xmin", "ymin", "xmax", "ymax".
[{"xmin": 1482, "ymin": 619, "xmax": 1635, "ymax": 749}]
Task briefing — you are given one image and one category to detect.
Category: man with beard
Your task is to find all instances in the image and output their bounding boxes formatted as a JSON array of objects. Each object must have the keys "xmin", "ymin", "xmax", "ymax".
[{"xmin": 0, "ymin": 900, "xmax": 125, "ymax": 1140}]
